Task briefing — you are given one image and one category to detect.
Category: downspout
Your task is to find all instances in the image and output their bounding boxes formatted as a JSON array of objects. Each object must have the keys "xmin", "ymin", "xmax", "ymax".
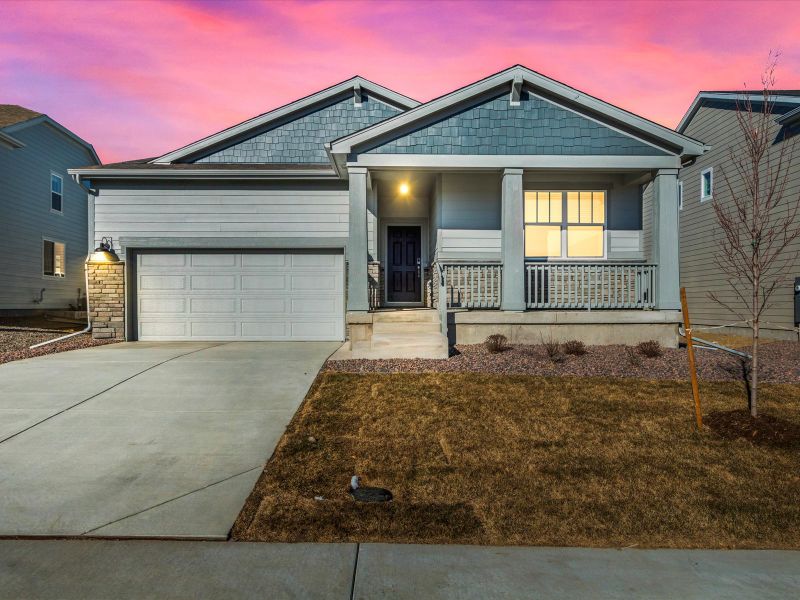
[
  {"xmin": 31, "ymin": 177, "xmax": 103, "ymax": 349},
  {"xmin": 29, "ymin": 259, "xmax": 92, "ymax": 349}
]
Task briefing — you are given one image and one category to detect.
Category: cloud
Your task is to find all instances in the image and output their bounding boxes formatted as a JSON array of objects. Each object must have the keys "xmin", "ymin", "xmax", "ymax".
[{"xmin": 1, "ymin": 0, "xmax": 797, "ymax": 162}]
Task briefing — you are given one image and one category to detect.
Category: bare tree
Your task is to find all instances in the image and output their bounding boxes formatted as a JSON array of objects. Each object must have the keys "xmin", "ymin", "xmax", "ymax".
[{"xmin": 710, "ymin": 53, "xmax": 800, "ymax": 417}]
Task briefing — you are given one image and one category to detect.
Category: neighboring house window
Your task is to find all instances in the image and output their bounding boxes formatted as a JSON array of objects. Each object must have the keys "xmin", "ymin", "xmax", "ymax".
[
  {"xmin": 51, "ymin": 173, "xmax": 63, "ymax": 213},
  {"xmin": 700, "ymin": 167, "xmax": 713, "ymax": 201},
  {"xmin": 43, "ymin": 240, "xmax": 66, "ymax": 277},
  {"xmin": 524, "ymin": 190, "xmax": 606, "ymax": 259},
  {"xmin": 678, "ymin": 180, "xmax": 684, "ymax": 210}
]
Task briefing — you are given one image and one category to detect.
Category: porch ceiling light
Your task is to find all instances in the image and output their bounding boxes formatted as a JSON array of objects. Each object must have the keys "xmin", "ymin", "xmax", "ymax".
[
  {"xmin": 88, "ymin": 237, "xmax": 120, "ymax": 263},
  {"xmin": 398, "ymin": 182, "xmax": 410, "ymax": 196}
]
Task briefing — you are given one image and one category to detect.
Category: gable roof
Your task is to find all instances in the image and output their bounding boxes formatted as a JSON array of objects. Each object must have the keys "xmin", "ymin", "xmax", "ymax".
[
  {"xmin": 0, "ymin": 104, "xmax": 100, "ymax": 164},
  {"xmin": 0, "ymin": 104, "xmax": 42, "ymax": 128},
  {"xmin": 328, "ymin": 65, "xmax": 708, "ymax": 170},
  {"xmin": 151, "ymin": 76, "xmax": 419, "ymax": 164},
  {"xmin": 677, "ymin": 91, "xmax": 800, "ymax": 133}
]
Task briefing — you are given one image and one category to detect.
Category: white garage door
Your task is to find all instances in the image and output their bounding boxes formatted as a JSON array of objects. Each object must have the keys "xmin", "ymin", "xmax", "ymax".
[{"xmin": 135, "ymin": 251, "xmax": 344, "ymax": 341}]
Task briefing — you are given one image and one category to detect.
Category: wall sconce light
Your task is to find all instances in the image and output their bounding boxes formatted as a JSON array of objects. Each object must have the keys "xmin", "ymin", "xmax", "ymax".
[
  {"xmin": 398, "ymin": 182, "xmax": 410, "ymax": 196},
  {"xmin": 88, "ymin": 237, "xmax": 120, "ymax": 263}
]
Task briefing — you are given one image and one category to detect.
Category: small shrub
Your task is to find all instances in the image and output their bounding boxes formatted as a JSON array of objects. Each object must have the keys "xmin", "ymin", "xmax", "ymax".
[
  {"xmin": 626, "ymin": 347, "xmax": 642, "ymax": 367},
  {"xmin": 563, "ymin": 340, "xmax": 587, "ymax": 356},
  {"xmin": 540, "ymin": 333, "xmax": 564, "ymax": 362},
  {"xmin": 637, "ymin": 340, "xmax": 664, "ymax": 358},
  {"xmin": 485, "ymin": 334, "xmax": 509, "ymax": 353}
]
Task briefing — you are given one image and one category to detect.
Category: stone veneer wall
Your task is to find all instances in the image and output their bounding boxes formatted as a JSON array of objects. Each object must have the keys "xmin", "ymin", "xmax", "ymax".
[
  {"xmin": 368, "ymin": 261, "xmax": 383, "ymax": 309},
  {"xmin": 87, "ymin": 261, "xmax": 125, "ymax": 340}
]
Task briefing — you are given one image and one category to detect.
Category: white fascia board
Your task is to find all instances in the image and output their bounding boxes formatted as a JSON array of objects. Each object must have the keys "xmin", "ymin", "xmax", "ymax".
[
  {"xmin": 330, "ymin": 65, "xmax": 709, "ymax": 158},
  {"xmin": 678, "ymin": 92, "xmax": 800, "ymax": 132},
  {"xmin": 3, "ymin": 116, "xmax": 100, "ymax": 164},
  {"xmin": 348, "ymin": 154, "xmax": 682, "ymax": 171},
  {"xmin": 152, "ymin": 77, "xmax": 419, "ymax": 165},
  {"xmin": 67, "ymin": 167, "xmax": 338, "ymax": 184}
]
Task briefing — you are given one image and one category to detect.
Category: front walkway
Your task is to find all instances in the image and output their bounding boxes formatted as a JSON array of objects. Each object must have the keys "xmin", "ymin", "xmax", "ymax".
[
  {"xmin": 0, "ymin": 540, "xmax": 797, "ymax": 599},
  {"xmin": 0, "ymin": 341, "xmax": 338, "ymax": 538}
]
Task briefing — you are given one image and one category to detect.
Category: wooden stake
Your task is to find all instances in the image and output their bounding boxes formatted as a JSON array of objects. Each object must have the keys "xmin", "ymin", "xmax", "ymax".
[{"xmin": 681, "ymin": 287, "xmax": 702, "ymax": 429}]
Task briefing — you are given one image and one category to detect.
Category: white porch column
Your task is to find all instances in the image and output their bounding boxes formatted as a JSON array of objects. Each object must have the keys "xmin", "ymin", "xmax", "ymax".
[
  {"xmin": 652, "ymin": 168, "xmax": 681, "ymax": 310},
  {"xmin": 501, "ymin": 168, "xmax": 525, "ymax": 311},
  {"xmin": 347, "ymin": 167, "xmax": 369, "ymax": 312}
]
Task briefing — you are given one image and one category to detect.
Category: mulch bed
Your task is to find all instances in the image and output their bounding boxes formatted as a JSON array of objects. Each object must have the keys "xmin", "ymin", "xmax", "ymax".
[
  {"xmin": 706, "ymin": 409, "xmax": 800, "ymax": 449},
  {"xmin": 326, "ymin": 341, "xmax": 800, "ymax": 384},
  {"xmin": 0, "ymin": 328, "xmax": 119, "ymax": 365}
]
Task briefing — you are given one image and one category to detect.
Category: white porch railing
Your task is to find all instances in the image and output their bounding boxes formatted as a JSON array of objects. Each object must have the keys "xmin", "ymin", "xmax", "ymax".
[
  {"xmin": 525, "ymin": 263, "xmax": 657, "ymax": 309},
  {"xmin": 439, "ymin": 263, "xmax": 503, "ymax": 309}
]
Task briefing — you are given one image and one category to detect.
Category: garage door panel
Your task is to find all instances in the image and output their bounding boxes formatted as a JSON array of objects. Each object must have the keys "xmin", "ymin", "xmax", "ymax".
[
  {"xmin": 191, "ymin": 254, "xmax": 236, "ymax": 267},
  {"xmin": 189, "ymin": 297, "xmax": 237, "ymax": 314},
  {"xmin": 140, "ymin": 275, "xmax": 186, "ymax": 291},
  {"xmin": 139, "ymin": 254, "xmax": 186, "ymax": 267},
  {"xmin": 291, "ymin": 296, "xmax": 340, "ymax": 314},
  {"xmin": 136, "ymin": 251, "xmax": 343, "ymax": 341},
  {"xmin": 139, "ymin": 297, "xmax": 186, "ymax": 314},
  {"xmin": 241, "ymin": 254, "xmax": 287, "ymax": 267},
  {"xmin": 139, "ymin": 321, "xmax": 187, "ymax": 338},
  {"xmin": 240, "ymin": 298, "xmax": 287, "ymax": 314},
  {"xmin": 241, "ymin": 275, "xmax": 286, "ymax": 290}
]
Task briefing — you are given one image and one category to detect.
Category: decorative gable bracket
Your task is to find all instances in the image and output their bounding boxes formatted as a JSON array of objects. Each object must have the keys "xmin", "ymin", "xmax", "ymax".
[
  {"xmin": 354, "ymin": 83, "xmax": 363, "ymax": 107},
  {"xmin": 510, "ymin": 74, "xmax": 523, "ymax": 107}
]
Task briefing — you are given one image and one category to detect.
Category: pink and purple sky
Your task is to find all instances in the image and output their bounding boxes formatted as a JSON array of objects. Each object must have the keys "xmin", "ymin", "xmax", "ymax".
[{"xmin": 2, "ymin": 0, "xmax": 799, "ymax": 163}]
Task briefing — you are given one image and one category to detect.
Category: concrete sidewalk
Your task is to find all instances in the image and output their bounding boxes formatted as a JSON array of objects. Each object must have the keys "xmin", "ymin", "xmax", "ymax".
[{"xmin": 1, "ymin": 540, "xmax": 798, "ymax": 599}]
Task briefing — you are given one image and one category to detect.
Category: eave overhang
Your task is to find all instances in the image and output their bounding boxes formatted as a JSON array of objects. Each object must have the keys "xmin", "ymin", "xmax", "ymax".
[{"xmin": 68, "ymin": 167, "xmax": 339, "ymax": 185}]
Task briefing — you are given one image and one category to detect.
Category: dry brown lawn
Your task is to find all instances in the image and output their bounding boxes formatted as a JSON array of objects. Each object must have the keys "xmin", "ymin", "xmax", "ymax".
[{"xmin": 232, "ymin": 373, "xmax": 800, "ymax": 548}]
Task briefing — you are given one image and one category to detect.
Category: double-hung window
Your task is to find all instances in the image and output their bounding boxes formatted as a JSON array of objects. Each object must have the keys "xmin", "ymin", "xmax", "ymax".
[
  {"xmin": 700, "ymin": 167, "xmax": 713, "ymax": 201},
  {"xmin": 43, "ymin": 240, "xmax": 66, "ymax": 277},
  {"xmin": 51, "ymin": 173, "xmax": 63, "ymax": 213},
  {"xmin": 524, "ymin": 190, "xmax": 606, "ymax": 259}
]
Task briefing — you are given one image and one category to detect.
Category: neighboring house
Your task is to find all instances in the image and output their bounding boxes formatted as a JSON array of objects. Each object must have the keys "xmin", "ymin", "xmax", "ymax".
[
  {"xmin": 69, "ymin": 66, "xmax": 707, "ymax": 356},
  {"xmin": 0, "ymin": 104, "xmax": 100, "ymax": 313},
  {"xmin": 676, "ymin": 91, "xmax": 800, "ymax": 340}
]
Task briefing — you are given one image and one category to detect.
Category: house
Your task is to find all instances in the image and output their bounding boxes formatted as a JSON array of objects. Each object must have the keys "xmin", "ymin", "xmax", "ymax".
[
  {"xmin": 69, "ymin": 65, "xmax": 707, "ymax": 356},
  {"xmin": 676, "ymin": 91, "xmax": 800, "ymax": 340},
  {"xmin": 0, "ymin": 105, "xmax": 100, "ymax": 313}
]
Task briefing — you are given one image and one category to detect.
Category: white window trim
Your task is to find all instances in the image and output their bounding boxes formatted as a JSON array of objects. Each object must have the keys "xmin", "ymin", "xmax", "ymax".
[
  {"xmin": 50, "ymin": 171, "xmax": 64, "ymax": 215},
  {"xmin": 524, "ymin": 189, "xmax": 608, "ymax": 260},
  {"xmin": 678, "ymin": 180, "xmax": 684, "ymax": 210},
  {"xmin": 42, "ymin": 238, "xmax": 66, "ymax": 278},
  {"xmin": 700, "ymin": 167, "xmax": 713, "ymax": 202}
]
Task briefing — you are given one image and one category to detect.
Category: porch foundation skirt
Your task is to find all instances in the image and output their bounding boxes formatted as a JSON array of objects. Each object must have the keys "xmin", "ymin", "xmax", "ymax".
[{"xmin": 448, "ymin": 310, "xmax": 681, "ymax": 347}]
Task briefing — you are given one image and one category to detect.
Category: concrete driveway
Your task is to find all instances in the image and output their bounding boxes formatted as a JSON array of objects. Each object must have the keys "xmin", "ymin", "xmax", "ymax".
[{"xmin": 0, "ymin": 341, "xmax": 338, "ymax": 538}]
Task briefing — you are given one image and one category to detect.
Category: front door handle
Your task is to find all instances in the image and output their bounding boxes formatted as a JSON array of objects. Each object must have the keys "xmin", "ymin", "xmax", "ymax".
[{"xmin": 416, "ymin": 257, "xmax": 421, "ymax": 276}]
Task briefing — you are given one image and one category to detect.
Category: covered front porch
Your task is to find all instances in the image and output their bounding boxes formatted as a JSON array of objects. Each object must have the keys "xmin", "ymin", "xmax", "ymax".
[
  {"xmin": 343, "ymin": 163, "xmax": 681, "ymax": 349},
  {"xmin": 326, "ymin": 65, "xmax": 704, "ymax": 356}
]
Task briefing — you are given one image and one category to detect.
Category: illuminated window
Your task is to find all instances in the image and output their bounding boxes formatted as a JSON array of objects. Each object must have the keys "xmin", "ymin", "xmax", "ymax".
[
  {"xmin": 524, "ymin": 191, "xmax": 562, "ymax": 257},
  {"xmin": 43, "ymin": 240, "xmax": 66, "ymax": 277},
  {"xmin": 525, "ymin": 190, "xmax": 606, "ymax": 258}
]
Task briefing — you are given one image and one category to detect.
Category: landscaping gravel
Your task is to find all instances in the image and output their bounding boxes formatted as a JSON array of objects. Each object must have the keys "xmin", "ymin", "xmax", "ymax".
[
  {"xmin": 0, "ymin": 329, "xmax": 118, "ymax": 365},
  {"xmin": 326, "ymin": 341, "xmax": 800, "ymax": 383}
]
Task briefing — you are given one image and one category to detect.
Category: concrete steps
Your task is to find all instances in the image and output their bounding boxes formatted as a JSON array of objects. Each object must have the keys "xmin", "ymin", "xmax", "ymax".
[{"xmin": 331, "ymin": 310, "xmax": 449, "ymax": 360}]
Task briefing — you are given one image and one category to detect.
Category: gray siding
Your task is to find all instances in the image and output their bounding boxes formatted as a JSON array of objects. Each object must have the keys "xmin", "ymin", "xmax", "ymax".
[
  {"xmin": 440, "ymin": 172, "xmax": 501, "ymax": 229},
  {"xmin": 195, "ymin": 93, "xmax": 400, "ymax": 164},
  {"xmin": 92, "ymin": 181, "xmax": 350, "ymax": 252},
  {"xmin": 678, "ymin": 101, "xmax": 800, "ymax": 337},
  {"xmin": 365, "ymin": 91, "xmax": 668, "ymax": 156},
  {"xmin": 0, "ymin": 121, "xmax": 96, "ymax": 310}
]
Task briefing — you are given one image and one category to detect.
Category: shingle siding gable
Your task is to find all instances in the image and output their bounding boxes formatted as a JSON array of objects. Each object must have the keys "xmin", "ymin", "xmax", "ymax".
[
  {"xmin": 194, "ymin": 93, "xmax": 402, "ymax": 164},
  {"xmin": 363, "ymin": 91, "xmax": 668, "ymax": 156}
]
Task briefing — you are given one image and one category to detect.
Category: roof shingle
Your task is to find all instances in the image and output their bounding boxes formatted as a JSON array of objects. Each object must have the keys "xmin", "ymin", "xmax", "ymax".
[{"xmin": 0, "ymin": 104, "xmax": 42, "ymax": 129}]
